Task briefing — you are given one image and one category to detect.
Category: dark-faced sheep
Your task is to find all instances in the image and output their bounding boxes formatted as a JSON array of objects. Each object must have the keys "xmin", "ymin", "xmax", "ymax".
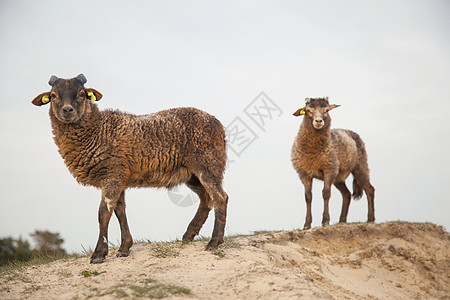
[
  {"xmin": 31, "ymin": 74, "xmax": 228, "ymax": 263},
  {"xmin": 291, "ymin": 97, "xmax": 375, "ymax": 229}
]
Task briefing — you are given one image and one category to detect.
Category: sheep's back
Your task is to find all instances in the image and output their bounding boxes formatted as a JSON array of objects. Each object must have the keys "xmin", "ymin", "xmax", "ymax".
[{"xmin": 104, "ymin": 107, "xmax": 226, "ymax": 187}]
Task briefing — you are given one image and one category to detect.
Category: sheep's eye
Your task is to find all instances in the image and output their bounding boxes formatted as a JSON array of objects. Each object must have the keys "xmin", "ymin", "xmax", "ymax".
[
  {"xmin": 79, "ymin": 92, "xmax": 86, "ymax": 98},
  {"xmin": 51, "ymin": 93, "xmax": 57, "ymax": 99}
]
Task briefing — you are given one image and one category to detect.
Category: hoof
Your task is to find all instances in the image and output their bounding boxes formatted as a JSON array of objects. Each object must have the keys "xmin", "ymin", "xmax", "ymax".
[
  {"xmin": 182, "ymin": 233, "xmax": 195, "ymax": 244},
  {"xmin": 205, "ymin": 239, "xmax": 223, "ymax": 250},
  {"xmin": 90, "ymin": 257, "xmax": 104, "ymax": 264},
  {"xmin": 116, "ymin": 252, "xmax": 129, "ymax": 258},
  {"xmin": 205, "ymin": 244, "xmax": 217, "ymax": 251},
  {"xmin": 303, "ymin": 225, "xmax": 311, "ymax": 230}
]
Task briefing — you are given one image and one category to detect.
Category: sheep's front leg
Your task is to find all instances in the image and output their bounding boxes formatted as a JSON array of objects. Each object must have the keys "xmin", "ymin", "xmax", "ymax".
[
  {"xmin": 301, "ymin": 177, "xmax": 313, "ymax": 230},
  {"xmin": 90, "ymin": 189, "xmax": 121, "ymax": 264},
  {"xmin": 321, "ymin": 179, "xmax": 333, "ymax": 227}
]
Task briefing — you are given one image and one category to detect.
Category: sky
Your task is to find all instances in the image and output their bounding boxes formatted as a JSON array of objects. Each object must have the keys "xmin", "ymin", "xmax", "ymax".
[{"xmin": 0, "ymin": 0, "xmax": 449, "ymax": 253}]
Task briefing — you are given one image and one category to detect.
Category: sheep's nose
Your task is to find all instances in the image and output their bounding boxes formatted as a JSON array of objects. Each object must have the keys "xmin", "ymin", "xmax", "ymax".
[
  {"xmin": 314, "ymin": 118, "xmax": 323, "ymax": 124},
  {"xmin": 62, "ymin": 106, "xmax": 74, "ymax": 114}
]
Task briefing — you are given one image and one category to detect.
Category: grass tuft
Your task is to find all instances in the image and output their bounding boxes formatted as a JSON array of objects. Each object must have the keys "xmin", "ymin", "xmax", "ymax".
[
  {"xmin": 102, "ymin": 278, "xmax": 190, "ymax": 298},
  {"xmin": 150, "ymin": 244, "xmax": 180, "ymax": 258},
  {"xmin": 81, "ymin": 270, "xmax": 106, "ymax": 277},
  {"xmin": 0, "ymin": 252, "xmax": 77, "ymax": 274},
  {"xmin": 211, "ymin": 249, "xmax": 225, "ymax": 258}
]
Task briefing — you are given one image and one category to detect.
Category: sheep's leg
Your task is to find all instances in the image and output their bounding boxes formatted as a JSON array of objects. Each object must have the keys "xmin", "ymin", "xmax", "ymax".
[
  {"xmin": 183, "ymin": 176, "xmax": 212, "ymax": 242},
  {"xmin": 90, "ymin": 189, "xmax": 120, "ymax": 264},
  {"xmin": 199, "ymin": 176, "xmax": 228, "ymax": 250},
  {"xmin": 91, "ymin": 199, "xmax": 114, "ymax": 264},
  {"xmin": 206, "ymin": 188, "xmax": 227, "ymax": 250},
  {"xmin": 334, "ymin": 181, "xmax": 351, "ymax": 223},
  {"xmin": 353, "ymin": 170, "xmax": 375, "ymax": 223},
  {"xmin": 364, "ymin": 183, "xmax": 375, "ymax": 222},
  {"xmin": 114, "ymin": 191, "xmax": 133, "ymax": 257},
  {"xmin": 301, "ymin": 177, "xmax": 313, "ymax": 230},
  {"xmin": 321, "ymin": 179, "xmax": 333, "ymax": 227}
]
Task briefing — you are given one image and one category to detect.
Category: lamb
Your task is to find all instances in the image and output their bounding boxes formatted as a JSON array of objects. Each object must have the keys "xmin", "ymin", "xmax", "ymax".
[
  {"xmin": 31, "ymin": 74, "xmax": 228, "ymax": 264},
  {"xmin": 291, "ymin": 97, "xmax": 375, "ymax": 229}
]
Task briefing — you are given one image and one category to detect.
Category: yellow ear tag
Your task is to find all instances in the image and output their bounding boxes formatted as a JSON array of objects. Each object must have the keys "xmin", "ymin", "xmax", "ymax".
[
  {"xmin": 87, "ymin": 91, "xmax": 96, "ymax": 103},
  {"xmin": 300, "ymin": 110, "xmax": 305, "ymax": 115},
  {"xmin": 42, "ymin": 95, "xmax": 50, "ymax": 104}
]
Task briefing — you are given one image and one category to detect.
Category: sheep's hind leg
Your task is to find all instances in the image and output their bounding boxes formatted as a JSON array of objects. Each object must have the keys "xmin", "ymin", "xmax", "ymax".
[
  {"xmin": 199, "ymin": 175, "xmax": 228, "ymax": 250},
  {"xmin": 182, "ymin": 175, "xmax": 212, "ymax": 243},
  {"xmin": 364, "ymin": 183, "xmax": 375, "ymax": 223},
  {"xmin": 334, "ymin": 181, "xmax": 351, "ymax": 223},
  {"xmin": 353, "ymin": 170, "xmax": 375, "ymax": 223},
  {"xmin": 114, "ymin": 191, "xmax": 133, "ymax": 257}
]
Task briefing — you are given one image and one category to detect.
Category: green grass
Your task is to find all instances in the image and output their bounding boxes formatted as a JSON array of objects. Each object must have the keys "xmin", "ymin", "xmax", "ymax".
[
  {"xmin": 0, "ymin": 252, "xmax": 79, "ymax": 274},
  {"xmin": 102, "ymin": 278, "xmax": 191, "ymax": 298},
  {"xmin": 80, "ymin": 244, "xmax": 93, "ymax": 256},
  {"xmin": 80, "ymin": 270, "xmax": 106, "ymax": 277},
  {"xmin": 150, "ymin": 244, "xmax": 180, "ymax": 258},
  {"xmin": 211, "ymin": 249, "xmax": 225, "ymax": 258}
]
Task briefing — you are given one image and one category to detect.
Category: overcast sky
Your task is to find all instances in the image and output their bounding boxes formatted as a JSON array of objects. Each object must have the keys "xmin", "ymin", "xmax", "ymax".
[{"xmin": 1, "ymin": 0, "xmax": 449, "ymax": 252}]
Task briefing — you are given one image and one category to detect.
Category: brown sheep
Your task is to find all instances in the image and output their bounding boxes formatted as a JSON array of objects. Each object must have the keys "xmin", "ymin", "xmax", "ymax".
[
  {"xmin": 31, "ymin": 74, "xmax": 228, "ymax": 264},
  {"xmin": 291, "ymin": 97, "xmax": 375, "ymax": 229}
]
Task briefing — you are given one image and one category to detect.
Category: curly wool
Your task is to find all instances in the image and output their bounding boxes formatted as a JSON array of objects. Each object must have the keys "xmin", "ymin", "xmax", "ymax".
[{"xmin": 50, "ymin": 105, "xmax": 227, "ymax": 190}]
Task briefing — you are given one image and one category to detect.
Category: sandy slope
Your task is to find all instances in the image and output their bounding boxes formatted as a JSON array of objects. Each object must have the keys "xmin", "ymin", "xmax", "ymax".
[{"xmin": 1, "ymin": 222, "xmax": 449, "ymax": 299}]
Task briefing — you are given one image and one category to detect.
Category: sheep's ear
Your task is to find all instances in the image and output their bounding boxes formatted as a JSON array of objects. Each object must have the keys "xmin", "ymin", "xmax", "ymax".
[
  {"xmin": 293, "ymin": 107, "xmax": 306, "ymax": 117},
  {"xmin": 329, "ymin": 104, "xmax": 340, "ymax": 110},
  {"xmin": 31, "ymin": 92, "xmax": 51, "ymax": 106},
  {"xmin": 85, "ymin": 88, "xmax": 103, "ymax": 103}
]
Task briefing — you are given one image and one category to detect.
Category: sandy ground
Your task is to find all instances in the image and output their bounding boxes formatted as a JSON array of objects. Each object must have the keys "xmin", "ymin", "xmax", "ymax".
[{"xmin": 1, "ymin": 222, "xmax": 449, "ymax": 299}]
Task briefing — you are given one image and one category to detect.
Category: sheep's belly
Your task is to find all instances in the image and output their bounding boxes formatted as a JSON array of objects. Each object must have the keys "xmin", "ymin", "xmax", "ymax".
[{"xmin": 127, "ymin": 168, "xmax": 191, "ymax": 189}]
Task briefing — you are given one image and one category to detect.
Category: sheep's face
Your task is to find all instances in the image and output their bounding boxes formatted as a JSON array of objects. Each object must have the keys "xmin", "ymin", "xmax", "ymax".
[
  {"xmin": 293, "ymin": 98, "xmax": 340, "ymax": 130},
  {"xmin": 31, "ymin": 74, "xmax": 102, "ymax": 124}
]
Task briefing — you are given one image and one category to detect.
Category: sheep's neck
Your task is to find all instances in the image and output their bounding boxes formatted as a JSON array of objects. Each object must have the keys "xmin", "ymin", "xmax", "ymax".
[
  {"xmin": 49, "ymin": 106, "xmax": 101, "ymax": 177},
  {"xmin": 299, "ymin": 120, "xmax": 331, "ymax": 154}
]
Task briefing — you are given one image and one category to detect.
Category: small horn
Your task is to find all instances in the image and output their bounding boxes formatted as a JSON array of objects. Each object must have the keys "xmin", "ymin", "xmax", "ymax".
[
  {"xmin": 48, "ymin": 75, "xmax": 58, "ymax": 86},
  {"xmin": 305, "ymin": 98, "xmax": 311, "ymax": 104},
  {"xmin": 76, "ymin": 74, "xmax": 87, "ymax": 84}
]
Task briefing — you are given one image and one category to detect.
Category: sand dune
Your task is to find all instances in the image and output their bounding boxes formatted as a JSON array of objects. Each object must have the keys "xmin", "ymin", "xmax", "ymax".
[{"xmin": 1, "ymin": 222, "xmax": 449, "ymax": 299}]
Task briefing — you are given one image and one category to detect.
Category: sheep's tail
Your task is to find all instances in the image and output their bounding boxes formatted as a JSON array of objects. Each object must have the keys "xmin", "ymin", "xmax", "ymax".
[{"xmin": 352, "ymin": 179, "xmax": 364, "ymax": 200}]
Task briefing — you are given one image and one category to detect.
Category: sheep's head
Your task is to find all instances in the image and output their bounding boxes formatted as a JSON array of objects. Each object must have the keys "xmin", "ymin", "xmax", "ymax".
[
  {"xmin": 31, "ymin": 74, "xmax": 102, "ymax": 123},
  {"xmin": 293, "ymin": 97, "xmax": 340, "ymax": 130}
]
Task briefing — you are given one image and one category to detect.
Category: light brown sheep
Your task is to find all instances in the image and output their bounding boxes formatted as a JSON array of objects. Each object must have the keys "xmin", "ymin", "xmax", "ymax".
[
  {"xmin": 32, "ymin": 74, "xmax": 228, "ymax": 263},
  {"xmin": 291, "ymin": 97, "xmax": 375, "ymax": 229}
]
